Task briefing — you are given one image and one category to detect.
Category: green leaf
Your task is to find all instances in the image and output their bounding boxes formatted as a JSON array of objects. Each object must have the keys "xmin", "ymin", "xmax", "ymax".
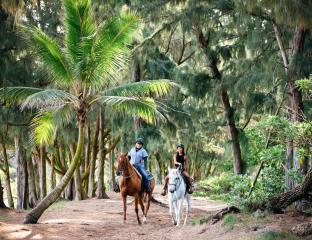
[
  {"xmin": 100, "ymin": 96, "xmax": 165, "ymax": 123},
  {"xmin": 20, "ymin": 25, "xmax": 72, "ymax": 86},
  {"xmin": 31, "ymin": 112, "xmax": 55, "ymax": 145},
  {"xmin": 90, "ymin": 12, "xmax": 141, "ymax": 88},
  {"xmin": 97, "ymin": 80, "xmax": 178, "ymax": 99}
]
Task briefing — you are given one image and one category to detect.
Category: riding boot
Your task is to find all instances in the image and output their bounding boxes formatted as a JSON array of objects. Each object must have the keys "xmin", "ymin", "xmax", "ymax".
[
  {"xmin": 187, "ymin": 177, "xmax": 194, "ymax": 194},
  {"xmin": 161, "ymin": 177, "xmax": 169, "ymax": 196}
]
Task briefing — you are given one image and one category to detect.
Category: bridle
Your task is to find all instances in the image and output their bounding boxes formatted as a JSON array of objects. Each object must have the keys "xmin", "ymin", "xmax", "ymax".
[
  {"xmin": 119, "ymin": 156, "xmax": 135, "ymax": 179},
  {"xmin": 169, "ymin": 170, "xmax": 182, "ymax": 192}
]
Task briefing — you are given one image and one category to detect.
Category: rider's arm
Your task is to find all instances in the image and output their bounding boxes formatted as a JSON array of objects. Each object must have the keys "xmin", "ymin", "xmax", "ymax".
[{"xmin": 173, "ymin": 153, "xmax": 178, "ymax": 165}]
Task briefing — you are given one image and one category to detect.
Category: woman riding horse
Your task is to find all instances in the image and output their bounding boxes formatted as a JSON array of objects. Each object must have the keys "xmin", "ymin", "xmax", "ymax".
[{"xmin": 161, "ymin": 144, "xmax": 193, "ymax": 196}]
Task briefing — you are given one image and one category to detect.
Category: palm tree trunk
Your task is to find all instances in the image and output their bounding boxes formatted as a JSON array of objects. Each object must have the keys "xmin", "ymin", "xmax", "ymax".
[
  {"xmin": 0, "ymin": 135, "xmax": 14, "ymax": 208},
  {"xmin": 96, "ymin": 108, "xmax": 109, "ymax": 199},
  {"xmin": 39, "ymin": 144, "xmax": 47, "ymax": 199},
  {"xmin": 24, "ymin": 121, "xmax": 85, "ymax": 224},
  {"xmin": 88, "ymin": 115, "xmax": 100, "ymax": 197}
]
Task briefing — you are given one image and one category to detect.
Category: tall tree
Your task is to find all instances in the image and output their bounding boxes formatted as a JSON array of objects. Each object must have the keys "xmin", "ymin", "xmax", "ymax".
[{"xmin": 1, "ymin": 0, "xmax": 175, "ymax": 223}]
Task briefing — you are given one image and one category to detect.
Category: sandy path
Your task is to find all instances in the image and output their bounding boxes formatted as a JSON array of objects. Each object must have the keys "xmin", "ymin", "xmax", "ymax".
[{"xmin": 0, "ymin": 187, "xmax": 239, "ymax": 240}]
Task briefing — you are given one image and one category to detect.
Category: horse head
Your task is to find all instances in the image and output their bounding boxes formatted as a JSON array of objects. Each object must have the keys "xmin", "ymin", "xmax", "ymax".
[
  {"xmin": 168, "ymin": 168, "xmax": 182, "ymax": 194},
  {"xmin": 116, "ymin": 153, "xmax": 128, "ymax": 175}
]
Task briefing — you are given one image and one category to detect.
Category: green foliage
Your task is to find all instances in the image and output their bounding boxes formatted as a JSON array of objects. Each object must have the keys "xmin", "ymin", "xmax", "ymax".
[
  {"xmin": 257, "ymin": 231, "xmax": 298, "ymax": 240},
  {"xmin": 222, "ymin": 214, "xmax": 237, "ymax": 230}
]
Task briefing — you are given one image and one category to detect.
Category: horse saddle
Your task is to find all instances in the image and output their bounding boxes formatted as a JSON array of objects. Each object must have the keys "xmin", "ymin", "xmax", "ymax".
[{"xmin": 133, "ymin": 167, "xmax": 154, "ymax": 180}]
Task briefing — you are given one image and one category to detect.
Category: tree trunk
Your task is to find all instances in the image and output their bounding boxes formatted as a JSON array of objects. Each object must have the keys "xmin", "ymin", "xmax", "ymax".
[
  {"xmin": 155, "ymin": 152, "xmax": 163, "ymax": 184},
  {"xmin": 84, "ymin": 125, "xmax": 91, "ymax": 173},
  {"xmin": 195, "ymin": 26, "xmax": 243, "ymax": 174},
  {"xmin": 28, "ymin": 155, "xmax": 38, "ymax": 208},
  {"xmin": 109, "ymin": 140, "xmax": 115, "ymax": 190},
  {"xmin": 70, "ymin": 144, "xmax": 84, "ymax": 201},
  {"xmin": 0, "ymin": 178, "xmax": 6, "ymax": 208},
  {"xmin": 88, "ymin": 115, "xmax": 100, "ymax": 198},
  {"xmin": 39, "ymin": 144, "xmax": 47, "ymax": 200},
  {"xmin": 133, "ymin": 62, "xmax": 141, "ymax": 137},
  {"xmin": 24, "ymin": 120, "xmax": 85, "ymax": 224},
  {"xmin": 96, "ymin": 108, "xmax": 109, "ymax": 199},
  {"xmin": 15, "ymin": 134, "xmax": 28, "ymax": 210},
  {"xmin": 0, "ymin": 135, "xmax": 14, "ymax": 208}
]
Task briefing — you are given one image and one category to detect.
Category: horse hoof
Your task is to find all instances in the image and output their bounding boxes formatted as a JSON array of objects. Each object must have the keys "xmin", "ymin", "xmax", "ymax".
[{"xmin": 142, "ymin": 217, "xmax": 147, "ymax": 224}]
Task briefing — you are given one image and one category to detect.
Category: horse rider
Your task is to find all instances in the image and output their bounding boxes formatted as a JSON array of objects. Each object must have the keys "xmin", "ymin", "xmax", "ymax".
[
  {"xmin": 128, "ymin": 138, "xmax": 151, "ymax": 193},
  {"xmin": 161, "ymin": 143, "xmax": 193, "ymax": 196}
]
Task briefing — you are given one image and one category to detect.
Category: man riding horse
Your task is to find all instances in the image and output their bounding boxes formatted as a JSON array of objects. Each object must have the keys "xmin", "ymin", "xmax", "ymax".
[{"xmin": 128, "ymin": 138, "xmax": 151, "ymax": 193}]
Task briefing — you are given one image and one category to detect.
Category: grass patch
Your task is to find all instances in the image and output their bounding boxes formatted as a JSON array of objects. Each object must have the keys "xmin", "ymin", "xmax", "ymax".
[
  {"xmin": 257, "ymin": 231, "xmax": 298, "ymax": 240},
  {"xmin": 222, "ymin": 214, "xmax": 237, "ymax": 230}
]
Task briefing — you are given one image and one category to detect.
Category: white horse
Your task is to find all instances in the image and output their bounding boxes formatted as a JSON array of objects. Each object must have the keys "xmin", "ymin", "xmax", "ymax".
[{"xmin": 167, "ymin": 164, "xmax": 191, "ymax": 226}]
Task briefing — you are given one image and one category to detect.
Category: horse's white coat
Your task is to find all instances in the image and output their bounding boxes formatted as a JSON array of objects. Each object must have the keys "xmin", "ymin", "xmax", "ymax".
[{"xmin": 167, "ymin": 168, "xmax": 191, "ymax": 226}]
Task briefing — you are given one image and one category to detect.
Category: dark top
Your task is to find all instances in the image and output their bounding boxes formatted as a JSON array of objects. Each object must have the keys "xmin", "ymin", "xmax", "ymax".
[{"xmin": 176, "ymin": 153, "xmax": 185, "ymax": 170}]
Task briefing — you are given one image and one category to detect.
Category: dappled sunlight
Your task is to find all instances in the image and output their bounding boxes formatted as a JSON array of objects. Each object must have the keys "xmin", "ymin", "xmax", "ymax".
[
  {"xmin": 0, "ymin": 223, "xmax": 32, "ymax": 239},
  {"xmin": 41, "ymin": 218, "xmax": 104, "ymax": 224}
]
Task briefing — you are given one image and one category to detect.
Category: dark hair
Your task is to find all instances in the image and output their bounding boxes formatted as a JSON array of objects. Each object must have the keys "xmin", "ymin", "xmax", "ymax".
[{"xmin": 176, "ymin": 147, "xmax": 185, "ymax": 156}]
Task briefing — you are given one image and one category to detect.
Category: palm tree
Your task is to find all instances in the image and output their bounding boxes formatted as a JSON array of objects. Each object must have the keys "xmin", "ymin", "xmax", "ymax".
[{"xmin": 1, "ymin": 0, "xmax": 175, "ymax": 224}]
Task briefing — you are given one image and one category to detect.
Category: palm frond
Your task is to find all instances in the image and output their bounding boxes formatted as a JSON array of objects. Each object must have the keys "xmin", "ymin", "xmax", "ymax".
[
  {"xmin": 31, "ymin": 112, "xmax": 55, "ymax": 145},
  {"xmin": 100, "ymin": 96, "xmax": 165, "ymax": 123},
  {"xmin": 0, "ymin": 87, "xmax": 44, "ymax": 104},
  {"xmin": 64, "ymin": 0, "xmax": 96, "ymax": 79},
  {"xmin": 20, "ymin": 26, "xmax": 72, "ymax": 86},
  {"xmin": 21, "ymin": 89, "xmax": 78, "ymax": 111},
  {"xmin": 90, "ymin": 12, "xmax": 141, "ymax": 88},
  {"xmin": 98, "ymin": 80, "xmax": 178, "ymax": 99}
]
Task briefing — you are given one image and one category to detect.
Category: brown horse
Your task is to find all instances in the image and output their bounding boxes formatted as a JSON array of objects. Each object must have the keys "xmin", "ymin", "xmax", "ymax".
[{"xmin": 117, "ymin": 153, "xmax": 155, "ymax": 224}]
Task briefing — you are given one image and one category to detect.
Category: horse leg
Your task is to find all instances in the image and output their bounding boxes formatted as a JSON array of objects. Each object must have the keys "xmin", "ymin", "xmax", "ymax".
[
  {"xmin": 172, "ymin": 200, "xmax": 178, "ymax": 225},
  {"xmin": 122, "ymin": 194, "xmax": 127, "ymax": 224},
  {"xmin": 135, "ymin": 194, "xmax": 141, "ymax": 225},
  {"xmin": 168, "ymin": 197, "xmax": 175, "ymax": 225},
  {"xmin": 138, "ymin": 195, "xmax": 146, "ymax": 224},
  {"xmin": 142, "ymin": 192, "xmax": 152, "ymax": 223},
  {"xmin": 184, "ymin": 195, "xmax": 191, "ymax": 226},
  {"xmin": 176, "ymin": 199, "xmax": 184, "ymax": 227}
]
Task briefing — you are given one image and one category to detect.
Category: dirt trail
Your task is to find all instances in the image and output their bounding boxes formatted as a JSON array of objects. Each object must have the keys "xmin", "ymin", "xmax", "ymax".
[{"xmin": 0, "ymin": 186, "xmax": 304, "ymax": 240}]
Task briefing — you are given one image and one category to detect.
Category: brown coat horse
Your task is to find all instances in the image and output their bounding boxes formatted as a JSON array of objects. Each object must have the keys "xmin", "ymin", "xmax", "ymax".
[{"xmin": 117, "ymin": 153, "xmax": 155, "ymax": 224}]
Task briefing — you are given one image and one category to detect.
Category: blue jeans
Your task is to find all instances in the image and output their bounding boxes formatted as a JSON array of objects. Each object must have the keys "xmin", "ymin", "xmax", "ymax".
[{"xmin": 134, "ymin": 164, "xmax": 150, "ymax": 191}]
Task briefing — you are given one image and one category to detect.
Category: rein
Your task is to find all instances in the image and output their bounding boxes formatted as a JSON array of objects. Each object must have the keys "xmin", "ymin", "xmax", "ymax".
[
  {"xmin": 121, "ymin": 158, "xmax": 135, "ymax": 179},
  {"xmin": 169, "ymin": 171, "xmax": 182, "ymax": 192}
]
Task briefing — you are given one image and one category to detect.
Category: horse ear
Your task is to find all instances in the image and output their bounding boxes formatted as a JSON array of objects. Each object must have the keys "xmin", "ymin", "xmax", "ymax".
[{"xmin": 167, "ymin": 166, "xmax": 171, "ymax": 173}]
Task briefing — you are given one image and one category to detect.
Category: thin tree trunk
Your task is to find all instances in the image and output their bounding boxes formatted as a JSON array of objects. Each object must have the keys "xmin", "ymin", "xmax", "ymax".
[
  {"xmin": 96, "ymin": 108, "xmax": 109, "ymax": 199},
  {"xmin": 24, "ymin": 121, "xmax": 85, "ymax": 224},
  {"xmin": 15, "ymin": 134, "xmax": 28, "ymax": 210},
  {"xmin": 70, "ymin": 144, "xmax": 84, "ymax": 201},
  {"xmin": 84, "ymin": 125, "xmax": 91, "ymax": 173},
  {"xmin": 28, "ymin": 155, "xmax": 38, "ymax": 208},
  {"xmin": 39, "ymin": 144, "xmax": 47, "ymax": 200},
  {"xmin": 109, "ymin": 140, "xmax": 115, "ymax": 190},
  {"xmin": 88, "ymin": 115, "xmax": 100, "ymax": 198},
  {"xmin": 0, "ymin": 135, "xmax": 14, "ymax": 208},
  {"xmin": 155, "ymin": 152, "xmax": 163, "ymax": 184},
  {"xmin": 195, "ymin": 26, "xmax": 243, "ymax": 174},
  {"xmin": 0, "ymin": 178, "xmax": 6, "ymax": 208}
]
